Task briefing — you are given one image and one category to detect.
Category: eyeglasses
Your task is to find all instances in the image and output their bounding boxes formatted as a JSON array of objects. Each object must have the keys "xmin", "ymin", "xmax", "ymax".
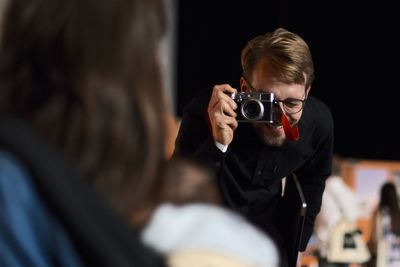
[
  {"xmin": 273, "ymin": 98, "xmax": 306, "ymax": 114},
  {"xmin": 244, "ymin": 77, "xmax": 306, "ymax": 114}
]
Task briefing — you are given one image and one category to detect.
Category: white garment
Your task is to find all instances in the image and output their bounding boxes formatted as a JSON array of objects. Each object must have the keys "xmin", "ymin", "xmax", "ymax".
[
  {"xmin": 376, "ymin": 209, "xmax": 400, "ymax": 267},
  {"xmin": 315, "ymin": 175, "xmax": 360, "ymax": 257},
  {"xmin": 141, "ymin": 203, "xmax": 279, "ymax": 267},
  {"xmin": 215, "ymin": 141, "xmax": 229, "ymax": 153}
]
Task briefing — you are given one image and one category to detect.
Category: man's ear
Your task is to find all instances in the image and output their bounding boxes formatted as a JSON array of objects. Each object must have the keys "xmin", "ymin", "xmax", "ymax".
[
  {"xmin": 240, "ymin": 77, "xmax": 247, "ymax": 92},
  {"xmin": 305, "ymin": 86, "xmax": 311, "ymax": 98},
  {"xmin": 303, "ymin": 72, "xmax": 311, "ymax": 98}
]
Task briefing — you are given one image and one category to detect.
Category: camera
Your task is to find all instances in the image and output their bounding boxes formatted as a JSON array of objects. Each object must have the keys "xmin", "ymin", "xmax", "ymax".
[{"xmin": 229, "ymin": 92, "xmax": 275, "ymax": 123}]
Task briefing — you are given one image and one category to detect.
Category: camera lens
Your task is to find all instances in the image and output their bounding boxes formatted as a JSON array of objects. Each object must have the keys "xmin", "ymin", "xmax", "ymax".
[{"xmin": 241, "ymin": 99, "xmax": 264, "ymax": 121}]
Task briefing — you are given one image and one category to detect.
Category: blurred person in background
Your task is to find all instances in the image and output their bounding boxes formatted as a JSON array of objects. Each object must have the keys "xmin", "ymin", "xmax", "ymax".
[
  {"xmin": 0, "ymin": 0, "xmax": 168, "ymax": 266},
  {"xmin": 0, "ymin": 1, "xmax": 281, "ymax": 266},
  {"xmin": 368, "ymin": 182, "xmax": 400, "ymax": 267},
  {"xmin": 143, "ymin": 157, "xmax": 280, "ymax": 267},
  {"xmin": 314, "ymin": 156, "xmax": 360, "ymax": 267}
]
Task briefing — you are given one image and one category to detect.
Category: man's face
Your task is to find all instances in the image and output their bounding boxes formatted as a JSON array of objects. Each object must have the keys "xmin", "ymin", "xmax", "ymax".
[{"xmin": 240, "ymin": 59, "xmax": 308, "ymax": 146}]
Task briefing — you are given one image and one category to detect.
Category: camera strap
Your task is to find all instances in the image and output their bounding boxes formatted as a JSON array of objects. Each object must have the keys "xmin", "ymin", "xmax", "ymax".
[{"xmin": 282, "ymin": 114, "xmax": 299, "ymax": 141}]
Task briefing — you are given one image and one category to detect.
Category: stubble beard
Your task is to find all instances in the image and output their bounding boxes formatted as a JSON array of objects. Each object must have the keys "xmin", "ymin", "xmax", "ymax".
[{"xmin": 253, "ymin": 124, "xmax": 287, "ymax": 147}]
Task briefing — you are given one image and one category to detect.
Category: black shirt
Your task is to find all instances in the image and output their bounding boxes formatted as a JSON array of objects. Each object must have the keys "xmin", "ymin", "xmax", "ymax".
[{"xmin": 174, "ymin": 87, "xmax": 334, "ymax": 251}]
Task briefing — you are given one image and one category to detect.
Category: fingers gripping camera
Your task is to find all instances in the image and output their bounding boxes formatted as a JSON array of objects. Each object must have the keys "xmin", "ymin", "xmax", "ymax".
[{"xmin": 229, "ymin": 92, "xmax": 275, "ymax": 123}]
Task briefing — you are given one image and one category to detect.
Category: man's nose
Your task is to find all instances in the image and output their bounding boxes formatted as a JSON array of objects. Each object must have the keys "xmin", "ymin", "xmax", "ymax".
[{"xmin": 273, "ymin": 102, "xmax": 283, "ymax": 124}]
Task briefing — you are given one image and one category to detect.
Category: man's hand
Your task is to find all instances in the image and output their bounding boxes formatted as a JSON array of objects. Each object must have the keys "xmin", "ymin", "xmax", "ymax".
[{"xmin": 207, "ymin": 84, "xmax": 238, "ymax": 146}]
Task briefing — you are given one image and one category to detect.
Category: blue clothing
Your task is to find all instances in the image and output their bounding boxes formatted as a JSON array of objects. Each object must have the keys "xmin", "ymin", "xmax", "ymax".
[
  {"xmin": 0, "ymin": 118, "xmax": 165, "ymax": 267},
  {"xmin": 0, "ymin": 149, "xmax": 84, "ymax": 267}
]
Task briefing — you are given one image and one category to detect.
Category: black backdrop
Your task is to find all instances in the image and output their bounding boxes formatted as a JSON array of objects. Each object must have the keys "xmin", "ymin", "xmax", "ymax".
[{"xmin": 175, "ymin": 0, "xmax": 399, "ymax": 160}]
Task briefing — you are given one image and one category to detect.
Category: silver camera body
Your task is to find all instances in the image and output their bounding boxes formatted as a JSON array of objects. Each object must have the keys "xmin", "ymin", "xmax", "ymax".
[{"xmin": 230, "ymin": 92, "xmax": 274, "ymax": 123}]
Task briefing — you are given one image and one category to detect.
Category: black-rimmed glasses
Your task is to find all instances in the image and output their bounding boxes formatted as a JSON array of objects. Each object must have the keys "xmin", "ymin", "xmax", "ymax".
[{"xmin": 273, "ymin": 98, "xmax": 306, "ymax": 114}]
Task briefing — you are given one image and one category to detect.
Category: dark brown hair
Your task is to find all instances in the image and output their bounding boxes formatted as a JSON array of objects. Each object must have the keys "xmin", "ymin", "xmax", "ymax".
[
  {"xmin": 379, "ymin": 182, "xmax": 400, "ymax": 236},
  {"xmin": 159, "ymin": 158, "xmax": 221, "ymax": 206},
  {"xmin": 0, "ymin": 0, "xmax": 167, "ymax": 220}
]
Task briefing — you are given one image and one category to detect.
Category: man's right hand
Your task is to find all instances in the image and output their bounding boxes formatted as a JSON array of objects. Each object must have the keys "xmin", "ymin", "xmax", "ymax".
[{"xmin": 207, "ymin": 84, "xmax": 238, "ymax": 146}]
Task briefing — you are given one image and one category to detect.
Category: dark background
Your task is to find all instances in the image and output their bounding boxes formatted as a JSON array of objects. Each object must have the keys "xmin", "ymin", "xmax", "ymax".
[{"xmin": 175, "ymin": 0, "xmax": 399, "ymax": 161}]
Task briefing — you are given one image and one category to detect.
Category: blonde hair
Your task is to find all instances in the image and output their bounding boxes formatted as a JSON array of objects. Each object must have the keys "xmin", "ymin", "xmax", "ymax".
[{"xmin": 241, "ymin": 28, "xmax": 314, "ymax": 89}]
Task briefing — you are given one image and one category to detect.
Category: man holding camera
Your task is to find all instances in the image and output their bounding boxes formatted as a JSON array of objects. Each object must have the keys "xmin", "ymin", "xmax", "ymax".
[{"xmin": 173, "ymin": 28, "xmax": 333, "ymax": 265}]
